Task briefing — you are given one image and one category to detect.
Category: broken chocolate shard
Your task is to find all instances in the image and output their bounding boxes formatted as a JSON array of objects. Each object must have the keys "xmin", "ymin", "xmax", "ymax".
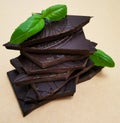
[
  {"xmin": 14, "ymin": 71, "xmax": 72, "ymax": 86},
  {"xmin": 3, "ymin": 15, "xmax": 91, "ymax": 49},
  {"xmin": 10, "ymin": 63, "xmax": 102, "ymax": 102},
  {"xmin": 25, "ymin": 77, "xmax": 76, "ymax": 102},
  {"xmin": 22, "ymin": 15, "xmax": 91, "ymax": 46},
  {"xmin": 22, "ymin": 31, "xmax": 97, "ymax": 55},
  {"xmin": 78, "ymin": 66, "xmax": 103, "ymax": 84},
  {"xmin": 3, "ymin": 42, "xmax": 21, "ymax": 50},
  {"xmin": 72, "ymin": 59, "xmax": 94, "ymax": 78},
  {"xmin": 11, "ymin": 55, "xmax": 88, "ymax": 75},
  {"xmin": 7, "ymin": 70, "xmax": 76, "ymax": 116},
  {"xmin": 71, "ymin": 59, "xmax": 102, "ymax": 84},
  {"xmin": 10, "ymin": 58, "xmax": 24, "ymax": 74},
  {"xmin": 22, "ymin": 51, "xmax": 88, "ymax": 68},
  {"xmin": 10, "ymin": 57, "xmax": 74, "ymax": 86}
]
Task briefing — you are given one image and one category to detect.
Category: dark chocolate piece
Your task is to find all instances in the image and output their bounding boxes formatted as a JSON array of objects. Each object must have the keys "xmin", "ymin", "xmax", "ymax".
[
  {"xmin": 77, "ymin": 66, "xmax": 103, "ymax": 84},
  {"xmin": 4, "ymin": 15, "xmax": 91, "ymax": 49},
  {"xmin": 25, "ymin": 78, "xmax": 75, "ymax": 102},
  {"xmin": 22, "ymin": 51, "xmax": 88, "ymax": 68},
  {"xmin": 22, "ymin": 63, "xmax": 103, "ymax": 102},
  {"xmin": 22, "ymin": 15, "xmax": 91, "ymax": 46},
  {"xmin": 23, "ymin": 31, "xmax": 97, "ymax": 55},
  {"xmin": 10, "ymin": 56, "xmax": 88, "ymax": 75},
  {"xmin": 14, "ymin": 71, "xmax": 72, "ymax": 86},
  {"xmin": 61, "ymin": 59, "xmax": 94, "ymax": 83},
  {"xmin": 71, "ymin": 59, "xmax": 94, "ymax": 78},
  {"xmin": 10, "ymin": 58, "xmax": 24, "ymax": 74},
  {"xmin": 3, "ymin": 43, "xmax": 21, "ymax": 50},
  {"xmin": 7, "ymin": 70, "xmax": 76, "ymax": 116}
]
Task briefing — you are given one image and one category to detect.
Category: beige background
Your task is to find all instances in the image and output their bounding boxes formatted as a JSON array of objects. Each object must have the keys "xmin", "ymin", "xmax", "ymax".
[{"xmin": 0, "ymin": 0, "xmax": 120, "ymax": 123}]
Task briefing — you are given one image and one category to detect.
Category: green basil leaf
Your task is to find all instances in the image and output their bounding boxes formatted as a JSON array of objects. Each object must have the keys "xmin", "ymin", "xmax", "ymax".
[
  {"xmin": 41, "ymin": 4, "xmax": 67, "ymax": 21},
  {"xmin": 89, "ymin": 49, "xmax": 115, "ymax": 67},
  {"xmin": 10, "ymin": 14, "xmax": 45, "ymax": 44}
]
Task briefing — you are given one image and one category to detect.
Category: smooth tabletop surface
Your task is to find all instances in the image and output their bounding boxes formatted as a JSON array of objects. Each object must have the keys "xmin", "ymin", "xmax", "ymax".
[{"xmin": 0, "ymin": 0, "xmax": 120, "ymax": 123}]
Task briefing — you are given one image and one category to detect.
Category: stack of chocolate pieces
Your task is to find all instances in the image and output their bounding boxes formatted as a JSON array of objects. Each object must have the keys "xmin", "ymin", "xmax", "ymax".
[{"xmin": 4, "ymin": 15, "xmax": 103, "ymax": 116}]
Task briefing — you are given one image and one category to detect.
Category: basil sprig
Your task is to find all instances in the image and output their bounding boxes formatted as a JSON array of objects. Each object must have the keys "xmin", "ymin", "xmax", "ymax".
[
  {"xmin": 10, "ymin": 14, "xmax": 45, "ymax": 44},
  {"xmin": 90, "ymin": 49, "xmax": 115, "ymax": 67},
  {"xmin": 10, "ymin": 4, "xmax": 67, "ymax": 44}
]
